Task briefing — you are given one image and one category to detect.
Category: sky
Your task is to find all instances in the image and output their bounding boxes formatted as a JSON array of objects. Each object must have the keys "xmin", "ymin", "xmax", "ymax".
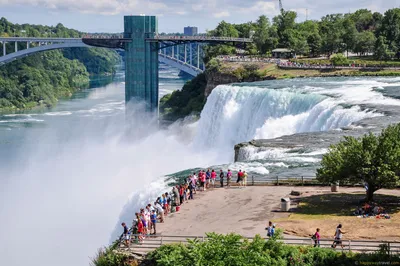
[{"xmin": 0, "ymin": 0, "xmax": 399, "ymax": 33}]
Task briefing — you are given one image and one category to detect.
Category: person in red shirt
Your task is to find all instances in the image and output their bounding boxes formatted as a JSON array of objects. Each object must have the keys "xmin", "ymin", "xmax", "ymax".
[
  {"xmin": 211, "ymin": 169, "xmax": 217, "ymax": 188},
  {"xmin": 137, "ymin": 219, "xmax": 144, "ymax": 243},
  {"xmin": 313, "ymin": 228, "xmax": 320, "ymax": 247}
]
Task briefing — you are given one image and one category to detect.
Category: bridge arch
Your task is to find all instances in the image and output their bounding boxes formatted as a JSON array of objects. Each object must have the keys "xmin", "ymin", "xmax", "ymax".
[{"xmin": 0, "ymin": 39, "xmax": 203, "ymax": 76}]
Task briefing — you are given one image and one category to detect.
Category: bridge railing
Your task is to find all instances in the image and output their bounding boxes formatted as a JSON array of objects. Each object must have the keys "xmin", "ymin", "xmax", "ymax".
[
  {"xmin": 118, "ymin": 234, "xmax": 400, "ymax": 254},
  {"xmin": 152, "ymin": 36, "xmax": 252, "ymax": 42}
]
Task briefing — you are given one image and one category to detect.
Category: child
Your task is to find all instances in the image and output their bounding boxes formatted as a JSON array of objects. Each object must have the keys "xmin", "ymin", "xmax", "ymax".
[
  {"xmin": 312, "ymin": 228, "xmax": 320, "ymax": 247},
  {"xmin": 266, "ymin": 221, "xmax": 275, "ymax": 237}
]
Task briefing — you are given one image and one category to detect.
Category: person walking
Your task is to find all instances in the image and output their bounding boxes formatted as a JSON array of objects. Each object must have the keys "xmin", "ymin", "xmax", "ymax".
[
  {"xmin": 331, "ymin": 224, "xmax": 345, "ymax": 249},
  {"xmin": 312, "ymin": 228, "xmax": 320, "ymax": 247},
  {"xmin": 226, "ymin": 169, "xmax": 232, "ymax": 188},
  {"xmin": 243, "ymin": 171, "xmax": 248, "ymax": 187},
  {"xmin": 237, "ymin": 170, "xmax": 243, "ymax": 187},
  {"xmin": 266, "ymin": 221, "xmax": 275, "ymax": 237},
  {"xmin": 121, "ymin": 222, "xmax": 130, "ymax": 247},
  {"xmin": 219, "ymin": 169, "xmax": 224, "ymax": 188}
]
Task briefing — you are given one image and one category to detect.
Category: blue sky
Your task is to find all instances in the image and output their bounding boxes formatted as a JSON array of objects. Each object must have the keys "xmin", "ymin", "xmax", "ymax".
[{"xmin": 0, "ymin": 0, "xmax": 398, "ymax": 33}]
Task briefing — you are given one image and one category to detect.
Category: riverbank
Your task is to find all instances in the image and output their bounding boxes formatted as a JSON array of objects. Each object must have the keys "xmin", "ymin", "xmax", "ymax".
[{"xmin": 154, "ymin": 185, "xmax": 400, "ymax": 240}]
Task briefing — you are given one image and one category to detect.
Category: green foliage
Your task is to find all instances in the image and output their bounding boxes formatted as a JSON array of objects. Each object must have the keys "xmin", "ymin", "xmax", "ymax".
[
  {"xmin": 63, "ymin": 48, "xmax": 120, "ymax": 75},
  {"xmin": 0, "ymin": 18, "xmax": 120, "ymax": 111},
  {"xmin": 90, "ymin": 247, "xmax": 131, "ymax": 266},
  {"xmin": 143, "ymin": 233, "xmax": 400, "ymax": 266},
  {"xmin": 330, "ymin": 53, "xmax": 349, "ymax": 66},
  {"xmin": 159, "ymin": 73, "xmax": 207, "ymax": 121},
  {"xmin": 375, "ymin": 36, "xmax": 394, "ymax": 61},
  {"xmin": 0, "ymin": 50, "xmax": 89, "ymax": 110},
  {"xmin": 317, "ymin": 124, "xmax": 400, "ymax": 201}
]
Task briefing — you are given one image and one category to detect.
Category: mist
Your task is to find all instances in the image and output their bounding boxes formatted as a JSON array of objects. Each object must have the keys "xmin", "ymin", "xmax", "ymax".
[{"xmin": 0, "ymin": 96, "xmax": 218, "ymax": 266}]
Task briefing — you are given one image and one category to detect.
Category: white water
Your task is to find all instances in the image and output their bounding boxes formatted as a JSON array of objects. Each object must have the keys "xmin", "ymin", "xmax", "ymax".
[{"xmin": 194, "ymin": 84, "xmax": 381, "ymax": 150}]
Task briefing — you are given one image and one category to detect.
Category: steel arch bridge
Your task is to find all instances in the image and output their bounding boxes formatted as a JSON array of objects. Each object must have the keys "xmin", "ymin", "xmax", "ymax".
[{"xmin": 0, "ymin": 37, "xmax": 205, "ymax": 76}]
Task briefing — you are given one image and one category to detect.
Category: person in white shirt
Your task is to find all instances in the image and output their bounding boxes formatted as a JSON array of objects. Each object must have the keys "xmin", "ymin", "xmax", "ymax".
[
  {"xmin": 154, "ymin": 202, "xmax": 164, "ymax": 223},
  {"xmin": 331, "ymin": 224, "xmax": 345, "ymax": 249}
]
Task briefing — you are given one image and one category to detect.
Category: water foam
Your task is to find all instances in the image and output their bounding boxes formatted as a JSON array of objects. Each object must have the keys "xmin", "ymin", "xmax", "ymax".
[{"xmin": 194, "ymin": 84, "xmax": 379, "ymax": 150}]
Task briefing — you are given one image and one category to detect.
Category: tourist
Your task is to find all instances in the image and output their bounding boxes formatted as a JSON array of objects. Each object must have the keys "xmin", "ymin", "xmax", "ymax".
[
  {"xmin": 190, "ymin": 174, "xmax": 197, "ymax": 194},
  {"xmin": 173, "ymin": 186, "xmax": 180, "ymax": 206},
  {"xmin": 266, "ymin": 221, "xmax": 275, "ymax": 237},
  {"xmin": 140, "ymin": 209, "xmax": 148, "ymax": 235},
  {"xmin": 211, "ymin": 169, "xmax": 217, "ymax": 188},
  {"xmin": 206, "ymin": 169, "xmax": 211, "ymax": 189},
  {"xmin": 154, "ymin": 202, "xmax": 164, "ymax": 223},
  {"xmin": 200, "ymin": 171, "xmax": 206, "ymax": 191},
  {"xmin": 237, "ymin": 170, "xmax": 243, "ymax": 187},
  {"xmin": 313, "ymin": 228, "xmax": 320, "ymax": 247},
  {"xmin": 179, "ymin": 184, "xmax": 185, "ymax": 205},
  {"xmin": 219, "ymin": 169, "xmax": 224, "ymax": 187},
  {"xmin": 243, "ymin": 171, "xmax": 248, "ymax": 187},
  {"xmin": 331, "ymin": 224, "xmax": 345, "ymax": 249},
  {"xmin": 137, "ymin": 219, "xmax": 144, "ymax": 243},
  {"xmin": 165, "ymin": 192, "xmax": 171, "ymax": 214},
  {"xmin": 189, "ymin": 181, "xmax": 194, "ymax": 199},
  {"xmin": 121, "ymin": 222, "xmax": 130, "ymax": 247},
  {"xmin": 150, "ymin": 210, "xmax": 157, "ymax": 235},
  {"xmin": 145, "ymin": 205, "xmax": 152, "ymax": 232},
  {"xmin": 162, "ymin": 194, "xmax": 168, "ymax": 216},
  {"xmin": 226, "ymin": 169, "xmax": 232, "ymax": 188}
]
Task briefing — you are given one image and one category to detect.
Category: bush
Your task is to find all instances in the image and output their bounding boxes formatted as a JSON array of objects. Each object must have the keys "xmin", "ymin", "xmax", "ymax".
[
  {"xmin": 90, "ymin": 247, "xmax": 131, "ymax": 266},
  {"xmin": 330, "ymin": 54, "xmax": 349, "ymax": 66},
  {"xmin": 143, "ymin": 233, "xmax": 400, "ymax": 266}
]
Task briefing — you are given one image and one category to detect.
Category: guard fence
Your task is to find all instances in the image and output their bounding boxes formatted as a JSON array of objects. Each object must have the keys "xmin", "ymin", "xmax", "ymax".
[{"xmin": 117, "ymin": 234, "xmax": 400, "ymax": 255}]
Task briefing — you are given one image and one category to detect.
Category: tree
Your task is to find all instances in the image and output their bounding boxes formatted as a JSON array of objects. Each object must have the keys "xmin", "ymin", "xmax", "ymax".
[
  {"xmin": 317, "ymin": 124, "xmax": 400, "ymax": 201},
  {"xmin": 351, "ymin": 9, "xmax": 374, "ymax": 31},
  {"xmin": 374, "ymin": 36, "xmax": 393, "ymax": 61},
  {"xmin": 342, "ymin": 17, "xmax": 358, "ymax": 57},
  {"xmin": 253, "ymin": 15, "xmax": 271, "ymax": 54},
  {"xmin": 378, "ymin": 8, "xmax": 400, "ymax": 58},
  {"xmin": 320, "ymin": 14, "xmax": 345, "ymax": 56},
  {"xmin": 273, "ymin": 10, "xmax": 297, "ymax": 47},
  {"xmin": 354, "ymin": 31, "xmax": 376, "ymax": 56}
]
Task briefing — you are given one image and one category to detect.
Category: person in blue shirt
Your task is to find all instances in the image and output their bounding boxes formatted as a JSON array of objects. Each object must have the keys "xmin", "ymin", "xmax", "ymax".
[
  {"xmin": 266, "ymin": 221, "xmax": 275, "ymax": 237},
  {"xmin": 150, "ymin": 210, "xmax": 157, "ymax": 235}
]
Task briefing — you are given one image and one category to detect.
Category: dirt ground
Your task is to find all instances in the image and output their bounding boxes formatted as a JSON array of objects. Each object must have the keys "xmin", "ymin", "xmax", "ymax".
[{"xmin": 156, "ymin": 186, "xmax": 400, "ymax": 241}]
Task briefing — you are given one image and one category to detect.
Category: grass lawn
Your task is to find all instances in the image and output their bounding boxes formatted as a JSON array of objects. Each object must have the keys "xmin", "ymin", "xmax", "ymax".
[{"xmin": 275, "ymin": 190, "xmax": 400, "ymax": 240}]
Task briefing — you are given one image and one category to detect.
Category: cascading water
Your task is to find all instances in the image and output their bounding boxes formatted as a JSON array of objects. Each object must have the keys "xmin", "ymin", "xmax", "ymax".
[{"xmin": 194, "ymin": 84, "xmax": 380, "ymax": 151}]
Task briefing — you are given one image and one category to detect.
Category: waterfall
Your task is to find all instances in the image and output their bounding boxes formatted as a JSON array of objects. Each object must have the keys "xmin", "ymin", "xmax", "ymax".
[{"xmin": 194, "ymin": 84, "xmax": 380, "ymax": 149}]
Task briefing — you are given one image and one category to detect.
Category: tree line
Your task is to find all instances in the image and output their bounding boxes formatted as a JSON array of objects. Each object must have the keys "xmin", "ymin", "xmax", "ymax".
[{"xmin": 206, "ymin": 8, "xmax": 400, "ymax": 61}]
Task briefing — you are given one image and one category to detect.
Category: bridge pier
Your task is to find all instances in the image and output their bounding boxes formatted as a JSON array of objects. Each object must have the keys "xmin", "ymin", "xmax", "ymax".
[
  {"xmin": 2, "ymin": 41, "xmax": 5, "ymax": 56},
  {"xmin": 15, "ymin": 42, "xmax": 17, "ymax": 53},
  {"xmin": 27, "ymin": 42, "xmax": 30, "ymax": 49}
]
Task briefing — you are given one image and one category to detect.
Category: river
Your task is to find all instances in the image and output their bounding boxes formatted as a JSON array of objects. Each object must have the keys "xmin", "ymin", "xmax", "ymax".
[{"xmin": 1, "ymin": 69, "xmax": 400, "ymax": 266}]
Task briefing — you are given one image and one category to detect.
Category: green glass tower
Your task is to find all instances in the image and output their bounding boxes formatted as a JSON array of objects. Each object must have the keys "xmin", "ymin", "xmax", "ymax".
[{"xmin": 124, "ymin": 15, "xmax": 159, "ymax": 112}]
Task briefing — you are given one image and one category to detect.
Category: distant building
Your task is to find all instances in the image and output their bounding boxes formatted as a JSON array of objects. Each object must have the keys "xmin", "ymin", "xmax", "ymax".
[
  {"xmin": 184, "ymin": 26, "xmax": 198, "ymax": 36},
  {"xmin": 272, "ymin": 48, "xmax": 295, "ymax": 59}
]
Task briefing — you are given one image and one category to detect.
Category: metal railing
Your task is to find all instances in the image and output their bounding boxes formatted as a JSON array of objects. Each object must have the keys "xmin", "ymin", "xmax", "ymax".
[{"xmin": 118, "ymin": 234, "xmax": 400, "ymax": 254}]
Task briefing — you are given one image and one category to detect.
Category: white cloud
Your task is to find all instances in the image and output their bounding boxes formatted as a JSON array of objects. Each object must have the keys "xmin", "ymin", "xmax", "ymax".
[
  {"xmin": 239, "ymin": 1, "xmax": 277, "ymax": 15},
  {"xmin": 213, "ymin": 11, "xmax": 230, "ymax": 18}
]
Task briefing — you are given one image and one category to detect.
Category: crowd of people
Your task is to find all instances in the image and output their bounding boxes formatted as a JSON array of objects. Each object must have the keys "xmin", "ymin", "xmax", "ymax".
[{"xmin": 119, "ymin": 169, "xmax": 249, "ymax": 246}]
